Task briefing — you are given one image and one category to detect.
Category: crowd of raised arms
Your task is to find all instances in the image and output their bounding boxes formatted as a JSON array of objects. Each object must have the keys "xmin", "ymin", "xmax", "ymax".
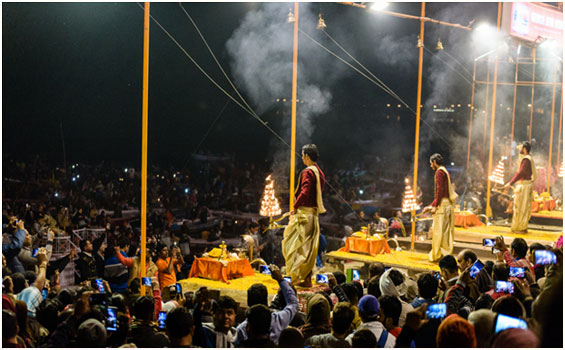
[{"xmin": 2, "ymin": 158, "xmax": 563, "ymax": 348}]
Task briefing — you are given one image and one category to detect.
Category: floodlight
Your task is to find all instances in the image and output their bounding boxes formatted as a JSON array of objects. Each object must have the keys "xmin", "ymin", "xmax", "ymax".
[{"xmin": 370, "ymin": 1, "xmax": 389, "ymax": 11}]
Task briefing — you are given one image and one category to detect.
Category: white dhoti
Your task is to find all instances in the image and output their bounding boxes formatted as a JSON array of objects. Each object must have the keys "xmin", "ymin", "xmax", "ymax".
[
  {"xmin": 282, "ymin": 207, "xmax": 320, "ymax": 282},
  {"xmin": 511, "ymin": 180, "xmax": 533, "ymax": 233},
  {"xmin": 428, "ymin": 198, "xmax": 454, "ymax": 262}
]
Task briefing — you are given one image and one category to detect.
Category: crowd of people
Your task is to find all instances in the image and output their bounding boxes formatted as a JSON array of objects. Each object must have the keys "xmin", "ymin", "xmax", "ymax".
[
  {"xmin": 3, "ymin": 206, "xmax": 563, "ymax": 347},
  {"xmin": 2, "ymin": 155, "xmax": 563, "ymax": 348}
]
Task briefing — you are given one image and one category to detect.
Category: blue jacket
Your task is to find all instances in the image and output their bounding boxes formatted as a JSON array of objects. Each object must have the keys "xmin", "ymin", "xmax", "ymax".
[
  {"xmin": 104, "ymin": 251, "xmax": 129, "ymax": 293},
  {"xmin": 2, "ymin": 229, "xmax": 26, "ymax": 273},
  {"xmin": 236, "ymin": 279, "xmax": 299, "ymax": 345}
]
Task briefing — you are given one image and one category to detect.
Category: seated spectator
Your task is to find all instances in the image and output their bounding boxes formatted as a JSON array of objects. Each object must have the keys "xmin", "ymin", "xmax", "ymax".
[
  {"xmin": 492, "ymin": 295, "xmax": 526, "ymax": 319},
  {"xmin": 305, "ymin": 302, "xmax": 353, "ymax": 348},
  {"xmin": 367, "ymin": 275, "xmax": 381, "ymax": 299},
  {"xmin": 2, "ymin": 219, "xmax": 27, "ymax": 274},
  {"xmin": 3, "ymin": 309, "xmax": 26, "ymax": 347},
  {"xmin": 332, "ymin": 271, "xmax": 346, "ymax": 285},
  {"xmin": 237, "ymin": 304, "xmax": 275, "ymax": 348},
  {"xmin": 378, "ymin": 295, "xmax": 402, "ymax": 337},
  {"xmin": 437, "ymin": 255, "xmax": 473, "ymax": 317},
  {"xmin": 277, "ymin": 327, "xmax": 304, "ymax": 348},
  {"xmin": 527, "ymin": 243, "xmax": 546, "ymax": 281},
  {"xmin": 474, "ymin": 293, "xmax": 494, "ymax": 310},
  {"xmin": 411, "ymin": 273, "xmax": 438, "ymax": 308},
  {"xmin": 467, "ymin": 309, "xmax": 496, "ymax": 347},
  {"xmin": 193, "ymin": 295, "xmax": 238, "ymax": 348},
  {"xmin": 14, "ymin": 300, "xmax": 34, "ymax": 347},
  {"xmin": 297, "ymin": 294, "xmax": 331, "ymax": 343},
  {"xmin": 436, "ymin": 314, "xmax": 476, "ymax": 348},
  {"xmin": 104, "ymin": 238, "xmax": 130, "ymax": 294},
  {"xmin": 491, "ymin": 328, "xmax": 540, "ymax": 348},
  {"xmin": 351, "ymin": 328, "xmax": 377, "ymax": 347},
  {"xmin": 155, "ymin": 244, "xmax": 182, "ymax": 300},
  {"xmin": 379, "ymin": 268, "xmax": 414, "ymax": 326},
  {"xmin": 456, "ymin": 249, "xmax": 491, "ymax": 294},
  {"xmin": 495, "ymin": 237, "xmax": 534, "ymax": 276},
  {"xmin": 128, "ymin": 295, "xmax": 170, "ymax": 347},
  {"xmin": 166, "ymin": 307, "xmax": 195, "ymax": 347},
  {"xmin": 340, "ymin": 282, "xmax": 361, "ymax": 329},
  {"xmin": 366, "ymin": 262, "xmax": 385, "ymax": 288},
  {"xmin": 236, "ymin": 265, "xmax": 298, "ymax": 344},
  {"xmin": 345, "ymin": 295, "xmax": 396, "ymax": 348},
  {"xmin": 76, "ymin": 318, "xmax": 107, "ymax": 348},
  {"xmin": 486, "ymin": 262, "xmax": 511, "ymax": 300}
]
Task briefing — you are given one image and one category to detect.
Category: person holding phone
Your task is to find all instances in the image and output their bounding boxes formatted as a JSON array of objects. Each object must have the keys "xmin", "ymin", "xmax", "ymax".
[
  {"xmin": 494, "ymin": 236, "xmax": 534, "ymax": 276},
  {"xmin": 128, "ymin": 295, "xmax": 170, "ymax": 347},
  {"xmin": 282, "ymin": 144, "xmax": 326, "ymax": 288},
  {"xmin": 155, "ymin": 244, "xmax": 182, "ymax": 300},
  {"xmin": 421, "ymin": 153, "xmax": 456, "ymax": 262},
  {"xmin": 17, "ymin": 228, "xmax": 54, "ymax": 273},
  {"xmin": 2, "ymin": 218, "xmax": 28, "ymax": 273},
  {"xmin": 504, "ymin": 141, "xmax": 536, "ymax": 234}
]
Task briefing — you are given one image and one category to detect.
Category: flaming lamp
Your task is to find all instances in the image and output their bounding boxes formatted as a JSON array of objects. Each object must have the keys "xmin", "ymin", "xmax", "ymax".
[
  {"xmin": 402, "ymin": 178, "xmax": 420, "ymax": 213},
  {"xmin": 260, "ymin": 175, "xmax": 282, "ymax": 217},
  {"xmin": 489, "ymin": 156, "xmax": 506, "ymax": 185}
]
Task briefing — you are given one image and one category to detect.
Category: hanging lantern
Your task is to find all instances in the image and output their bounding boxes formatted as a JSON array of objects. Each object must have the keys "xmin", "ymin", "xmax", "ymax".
[
  {"xmin": 316, "ymin": 13, "xmax": 327, "ymax": 30},
  {"xmin": 489, "ymin": 156, "xmax": 507, "ymax": 185},
  {"xmin": 260, "ymin": 175, "xmax": 282, "ymax": 217},
  {"xmin": 402, "ymin": 178, "xmax": 421, "ymax": 213},
  {"xmin": 435, "ymin": 37, "xmax": 444, "ymax": 50},
  {"xmin": 287, "ymin": 9, "xmax": 296, "ymax": 23}
]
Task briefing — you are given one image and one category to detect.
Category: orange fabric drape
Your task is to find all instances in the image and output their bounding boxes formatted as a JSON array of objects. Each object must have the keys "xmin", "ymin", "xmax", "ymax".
[
  {"xmin": 188, "ymin": 257, "xmax": 254, "ymax": 283},
  {"xmin": 454, "ymin": 212, "xmax": 485, "ymax": 228},
  {"xmin": 339, "ymin": 237, "xmax": 391, "ymax": 256}
]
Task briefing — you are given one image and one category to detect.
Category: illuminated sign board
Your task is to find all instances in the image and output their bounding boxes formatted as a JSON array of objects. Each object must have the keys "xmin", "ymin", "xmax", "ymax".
[{"xmin": 502, "ymin": 2, "xmax": 563, "ymax": 43}]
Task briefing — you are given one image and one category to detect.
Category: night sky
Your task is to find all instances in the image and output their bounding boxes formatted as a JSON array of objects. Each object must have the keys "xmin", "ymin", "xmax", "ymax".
[{"xmin": 3, "ymin": 2, "xmax": 501, "ymax": 169}]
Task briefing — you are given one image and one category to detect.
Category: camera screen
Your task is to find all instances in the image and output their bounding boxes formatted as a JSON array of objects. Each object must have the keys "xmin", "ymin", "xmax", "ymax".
[
  {"xmin": 509, "ymin": 267, "xmax": 525, "ymax": 278},
  {"xmin": 42, "ymin": 289, "xmax": 48, "ymax": 300},
  {"xmin": 495, "ymin": 314, "xmax": 527, "ymax": 334},
  {"xmin": 259, "ymin": 265, "xmax": 271, "ymax": 275},
  {"xmin": 434, "ymin": 272, "xmax": 440, "ymax": 280},
  {"xmin": 495, "ymin": 281, "xmax": 514, "ymax": 294},
  {"xmin": 426, "ymin": 303, "xmax": 446, "ymax": 319},
  {"xmin": 469, "ymin": 260, "xmax": 484, "ymax": 279},
  {"xmin": 32, "ymin": 248, "xmax": 38, "ymax": 257},
  {"xmin": 316, "ymin": 274, "xmax": 329, "ymax": 284},
  {"xmin": 176, "ymin": 283, "xmax": 182, "ymax": 294},
  {"xmin": 157, "ymin": 312, "xmax": 167, "ymax": 330},
  {"xmin": 89, "ymin": 293, "xmax": 107, "ymax": 306},
  {"xmin": 283, "ymin": 276, "xmax": 292, "ymax": 283},
  {"xmin": 142, "ymin": 277, "xmax": 152, "ymax": 287},
  {"xmin": 483, "ymin": 238, "xmax": 496, "ymax": 247},
  {"xmin": 535, "ymin": 250, "xmax": 556, "ymax": 265},
  {"xmin": 106, "ymin": 307, "xmax": 118, "ymax": 332},
  {"xmin": 352, "ymin": 270, "xmax": 360, "ymax": 281},
  {"xmin": 96, "ymin": 279, "xmax": 105, "ymax": 293}
]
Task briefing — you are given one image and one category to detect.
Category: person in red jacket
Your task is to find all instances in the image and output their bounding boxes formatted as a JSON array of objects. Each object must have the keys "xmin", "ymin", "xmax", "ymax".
[
  {"xmin": 282, "ymin": 144, "xmax": 326, "ymax": 288},
  {"xmin": 423, "ymin": 153, "xmax": 455, "ymax": 262}
]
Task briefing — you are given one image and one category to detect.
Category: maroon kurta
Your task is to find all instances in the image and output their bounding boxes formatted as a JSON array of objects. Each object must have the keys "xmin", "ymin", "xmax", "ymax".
[
  {"xmin": 509, "ymin": 158, "xmax": 533, "ymax": 185},
  {"xmin": 430, "ymin": 169, "xmax": 449, "ymax": 208},
  {"xmin": 294, "ymin": 164, "xmax": 325, "ymax": 209}
]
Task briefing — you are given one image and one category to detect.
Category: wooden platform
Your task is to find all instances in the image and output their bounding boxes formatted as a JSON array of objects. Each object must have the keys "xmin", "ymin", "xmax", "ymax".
[
  {"xmin": 326, "ymin": 250, "xmax": 439, "ymax": 273},
  {"xmin": 454, "ymin": 225, "xmax": 562, "ymax": 246}
]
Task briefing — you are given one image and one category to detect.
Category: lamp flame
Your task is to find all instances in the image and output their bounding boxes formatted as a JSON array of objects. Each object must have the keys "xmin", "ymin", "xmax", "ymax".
[
  {"xmin": 402, "ymin": 177, "xmax": 420, "ymax": 213},
  {"xmin": 260, "ymin": 175, "xmax": 282, "ymax": 217},
  {"xmin": 488, "ymin": 156, "xmax": 506, "ymax": 185}
]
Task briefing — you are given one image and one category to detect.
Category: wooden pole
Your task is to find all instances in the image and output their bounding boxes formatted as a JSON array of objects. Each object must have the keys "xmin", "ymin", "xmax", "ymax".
[
  {"xmin": 557, "ymin": 90, "xmax": 563, "ymax": 171},
  {"xmin": 411, "ymin": 2, "xmax": 425, "ymax": 252},
  {"xmin": 289, "ymin": 2, "xmax": 299, "ymax": 211},
  {"xmin": 466, "ymin": 59, "xmax": 477, "ymax": 169},
  {"xmin": 510, "ymin": 54, "xmax": 519, "ymax": 166},
  {"xmin": 139, "ymin": 2, "xmax": 150, "ymax": 295},
  {"xmin": 529, "ymin": 47, "xmax": 536, "ymax": 142},
  {"xmin": 547, "ymin": 62, "xmax": 558, "ymax": 193},
  {"xmin": 481, "ymin": 61, "xmax": 491, "ymax": 163},
  {"xmin": 485, "ymin": 2, "xmax": 501, "ymax": 219}
]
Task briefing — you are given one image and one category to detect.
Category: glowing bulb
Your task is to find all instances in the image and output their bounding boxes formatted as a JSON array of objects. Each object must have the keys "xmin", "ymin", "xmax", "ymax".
[
  {"xmin": 370, "ymin": 1, "xmax": 389, "ymax": 11},
  {"xmin": 125, "ymin": 168, "xmax": 128, "ymax": 173}
]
